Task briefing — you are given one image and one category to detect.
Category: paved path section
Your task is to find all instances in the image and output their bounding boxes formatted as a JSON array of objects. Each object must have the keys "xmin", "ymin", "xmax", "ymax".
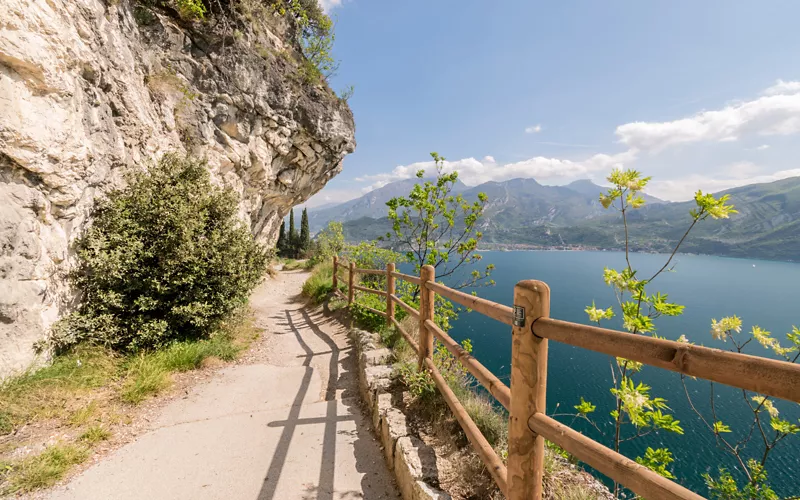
[{"xmin": 48, "ymin": 271, "xmax": 397, "ymax": 500}]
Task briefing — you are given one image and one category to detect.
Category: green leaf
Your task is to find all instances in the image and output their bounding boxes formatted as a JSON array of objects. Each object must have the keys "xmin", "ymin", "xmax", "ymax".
[
  {"xmin": 574, "ymin": 397, "xmax": 596, "ymax": 416},
  {"xmin": 713, "ymin": 421, "xmax": 732, "ymax": 434},
  {"xmin": 635, "ymin": 447, "xmax": 675, "ymax": 479}
]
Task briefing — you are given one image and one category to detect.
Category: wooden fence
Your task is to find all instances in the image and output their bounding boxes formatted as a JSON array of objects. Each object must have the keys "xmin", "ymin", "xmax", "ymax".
[{"xmin": 331, "ymin": 256, "xmax": 800, "ymax": 500}]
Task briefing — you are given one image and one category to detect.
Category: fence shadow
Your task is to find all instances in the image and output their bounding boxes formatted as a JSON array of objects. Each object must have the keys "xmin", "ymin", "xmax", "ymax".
[{"xmin": 257, "ymin": 298, "xmax": 395, "ymax": 500}]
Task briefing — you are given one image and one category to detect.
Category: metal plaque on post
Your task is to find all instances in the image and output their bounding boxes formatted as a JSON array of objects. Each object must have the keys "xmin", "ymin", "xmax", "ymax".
[{"xmin": 513, "ymin": 305, "xmax": 525, "ymax": 327}]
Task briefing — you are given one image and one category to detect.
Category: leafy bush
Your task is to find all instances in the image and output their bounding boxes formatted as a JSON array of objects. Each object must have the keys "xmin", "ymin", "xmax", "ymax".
[
  {"xmin": 49, "ymin": 154, "xmax": 267, "ymax": 353},
  {"xmin": 313, "ymin": 221, "xmax": 345, "ymax": 263},
  {"xmin": 396, "ymin": 361, "xmax": 436, "ymax": 401},
  {"xmin": 351, "ymin": 292, "xmax": 387, "ymax": 332}
]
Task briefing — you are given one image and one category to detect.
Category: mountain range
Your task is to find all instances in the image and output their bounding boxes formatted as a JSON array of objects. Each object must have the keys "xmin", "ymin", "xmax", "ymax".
[{"xmin": 308, "ymin": 176, "xmax": 800, "ymax": 262}]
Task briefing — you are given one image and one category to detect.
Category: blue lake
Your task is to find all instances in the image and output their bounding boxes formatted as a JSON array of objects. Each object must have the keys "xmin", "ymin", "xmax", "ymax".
[{"xmin": 438, "ymin": 251, "xmax": 799, "ymax": 497}]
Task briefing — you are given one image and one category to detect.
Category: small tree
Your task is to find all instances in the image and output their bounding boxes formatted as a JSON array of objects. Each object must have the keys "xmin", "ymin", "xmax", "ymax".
[
  {"xmin": 565, "ymin": 169, "xmax": 737, "ymax": 498},
  {"xmin": 288, "ymin": 208, "xmax": 298, "ymax": 258},
  {"xmin": 300, "ymin": 208, "xmax": 311, "ymax": 257},
  {"xmin": 49, "ymin": 154, "xmax": 267, "ymax": 353},
  {"xmin": 384, "ymin": 152, "xmax": 494, "ymax": 329},
  {"xmin": 316, "ymin": 221, "xmax": 345, "ymax": 260},
  {"xmin": 276, "ymin": 220, "xmax": 288, "ymax": 257}
]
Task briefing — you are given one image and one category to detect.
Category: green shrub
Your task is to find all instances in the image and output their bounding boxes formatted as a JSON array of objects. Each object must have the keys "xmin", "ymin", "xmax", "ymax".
[
  {"xmin": 351, "ymin": 291, "xmax": 387, "ymax": 332},
  {"xmin": 396, "ymin": 361, "xmax": 437, "ymax": 401},
  {"xmin": 49, "ymin": 154, "xmax": 267, "ymax": 353}
]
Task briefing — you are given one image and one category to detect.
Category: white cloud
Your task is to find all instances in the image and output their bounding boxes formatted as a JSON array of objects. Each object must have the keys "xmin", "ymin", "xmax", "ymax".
[
  {"xmin": 615, "ymin": 81, "xmax": 800, "ymax": 152},
  {"xmin": 763, "ymin": 79, "xmax": 800, "ymax": 96},
  {"xmin": 648, "ymin": 167, "xmax": 800, "ymax": 201},
  {"xmin": 319, "ymin": 0, "xmax": 344, "ymax": 13},
  {"xmin": 483, "ymin": 155, "xmax": 496, "ymax": 163},
  {"xmin": 756, "ymin": 144, "xmax": 770, "ymax": 150},
  {"xmin": 525, "ymin": 124, "xmax": 542, "ymax": 134},
  {"xmin": 357, "ymin": 150, "xmax": 637, "ymax": 191}
]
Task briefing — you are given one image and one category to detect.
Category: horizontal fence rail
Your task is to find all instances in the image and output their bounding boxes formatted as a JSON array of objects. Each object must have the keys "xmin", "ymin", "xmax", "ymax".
[
  {"xmin": 333, "ymin": 256, "xmax": 800, "ymax": 500},
  {"xmin": 390, "ymin": 294, "xmax": 420, "ymax": 319},
  {"xmin": 423, "ymin": 356, "xmax": 509, "ymax": 496},
  {"xmin": 528, "ymin": 413, "xmax": 703, "ymax": 500},
  {"xmin": 424, "ymin": 319, "xmax": 511, "ymax": 410},
  {"xmin": 534, "ymin": 318, "xmax": 800, "ymax": 404},
  {"xmin": 391, "ymin": 271, "xmax": 421, "ymax": 285},
  {"xmin": 353, "ymin": 284, "xmax": 388, "ymax": 297},
  {"xmin": 425, "ymin": 281, "xmax": 514, "ymax": 326},
  {"xmin": 354, "ymin": 267, "xmax": 385, "ymax": 275}
]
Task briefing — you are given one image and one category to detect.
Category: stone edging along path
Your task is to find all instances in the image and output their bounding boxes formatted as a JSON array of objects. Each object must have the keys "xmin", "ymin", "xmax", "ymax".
[{"xmin": 349, "ymin": 328, "xmax": 452, "ymax": 500}]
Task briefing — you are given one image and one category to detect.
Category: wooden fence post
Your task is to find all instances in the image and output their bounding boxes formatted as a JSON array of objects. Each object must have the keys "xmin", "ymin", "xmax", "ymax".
[
  {"xmin": 508, "ymin": 280, "xmax": 551, "ymax": 500},
  {"xmin": 386, "ymin": 262, "xmax": 396, "ymax": 327},
  {"xmin": 348, "ymin": 262, "xmax": 355, "ymax": 305},
  {"xmin": 332, "ymin": 256, "xmax": 338, "ymax": 290},
  {"xmin": 418, "ymin": 265, "xmax": 435, "ymax": 370}
]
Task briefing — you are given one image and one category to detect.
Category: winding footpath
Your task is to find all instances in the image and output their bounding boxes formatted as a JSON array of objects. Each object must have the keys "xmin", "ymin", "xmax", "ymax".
[{"xmin": 48, "ymin": 270, "xmax": 398, "ymax": 500}]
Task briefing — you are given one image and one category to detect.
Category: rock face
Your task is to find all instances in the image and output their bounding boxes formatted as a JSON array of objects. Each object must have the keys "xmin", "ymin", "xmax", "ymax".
[{"xmin": 0, "ymin": 0, "xmax": 355, "ymax": 375}]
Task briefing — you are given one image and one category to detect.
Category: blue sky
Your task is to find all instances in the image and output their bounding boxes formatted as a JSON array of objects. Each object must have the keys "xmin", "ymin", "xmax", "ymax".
[{"xmin": 308, "ymin": 0, "xmax": 800, "ymax": 207}]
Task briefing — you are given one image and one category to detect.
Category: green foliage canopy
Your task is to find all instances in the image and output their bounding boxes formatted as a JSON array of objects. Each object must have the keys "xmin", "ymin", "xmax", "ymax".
[{"xmin": 49, "ymin": 154, "xmax": 267, "ymax": 353}]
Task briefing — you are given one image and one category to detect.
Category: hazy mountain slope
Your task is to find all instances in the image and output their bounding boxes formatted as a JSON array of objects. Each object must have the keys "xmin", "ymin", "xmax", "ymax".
[
  {"xmin": 565, "ymin": 179, "xmax": 665, "ymax": 205},
  {"xmin": 308, "ymin": 178, "xmax": 467, "ymax": 232},
  {"xmin": 334, "ymin": 176, "xmax": 800, "ymax": 262}
]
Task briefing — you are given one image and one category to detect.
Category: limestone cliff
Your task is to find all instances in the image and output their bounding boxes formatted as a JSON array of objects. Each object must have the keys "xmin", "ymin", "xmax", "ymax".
[{"xmin": 0, "ymin": 0, "xmax": 355, "ymax": 374}]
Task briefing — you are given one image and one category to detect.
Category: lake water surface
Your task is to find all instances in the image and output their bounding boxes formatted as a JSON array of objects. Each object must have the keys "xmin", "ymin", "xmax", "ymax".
[{"xmin": 441, "ymin": 251, "xmax": 799, "ymax": 497}]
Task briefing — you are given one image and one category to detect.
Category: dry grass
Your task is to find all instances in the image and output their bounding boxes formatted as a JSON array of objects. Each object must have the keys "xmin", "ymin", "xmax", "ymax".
[
  {"xmin": 0, "ymin": 345, "xmax": 121, "ymax": 433},
  {"xmin": 0, "ymin": 308, "xmax": 260, "ymax": 494},
  {"xmin": 1, "ymin": 443, "xmax": 89, "ymax": 494}
]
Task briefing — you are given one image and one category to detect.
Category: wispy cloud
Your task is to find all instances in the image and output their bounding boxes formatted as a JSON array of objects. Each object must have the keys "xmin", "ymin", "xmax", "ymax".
[
  {"xmin": 763, "ymin": 79, "xmax": 800, "ymax": 96},
  {"xmin": 615, "ymin": 80, "xmax": 800, "ymax": 152},
  {"xmin": 525, "ymin": 124, "xmax": 542, "ymax": 134}
]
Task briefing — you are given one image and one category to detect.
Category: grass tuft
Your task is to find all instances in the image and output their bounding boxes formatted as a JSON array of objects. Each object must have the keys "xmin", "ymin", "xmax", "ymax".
[
  {"xmin": 119, "ymin": 355, "xmax": 170, "ymax": 404},
  {"xmin": 79, "ymin": 425, "xmax": 112, "ymax": 444},
  {"xmin": 120, "ymin": 332, "xmax": 246, "ymax": 404},
  {"xmin": 68, "ymin": 401, "xmax": 99, "ymax": 427},
  {"xmin": 302, "ymin": 262, "xmax": 340, "ymax": 302},
  {"xmin": 3, "ymin": 444, "xmax": 88, "ymax": 493}
]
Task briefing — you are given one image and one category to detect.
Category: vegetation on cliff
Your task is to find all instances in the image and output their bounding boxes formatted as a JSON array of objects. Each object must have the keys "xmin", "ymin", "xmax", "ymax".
[{"xmin": 48, "ymin": 154, "xmax": 267, "ymax": 353}]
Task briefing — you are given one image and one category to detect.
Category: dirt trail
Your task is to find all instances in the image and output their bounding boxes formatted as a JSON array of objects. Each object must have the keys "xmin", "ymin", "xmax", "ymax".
[{"xmin": 47, "ymin": 270, "xmax": 398, "ymax": 500}]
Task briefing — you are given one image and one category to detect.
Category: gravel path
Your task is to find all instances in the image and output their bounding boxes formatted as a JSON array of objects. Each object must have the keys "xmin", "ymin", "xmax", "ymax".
[{"xmin": 47, "ymin": 270, "xmax": 398, "ymax": 500}]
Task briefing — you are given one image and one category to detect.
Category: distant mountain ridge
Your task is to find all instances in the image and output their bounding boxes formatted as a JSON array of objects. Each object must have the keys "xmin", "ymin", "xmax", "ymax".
[
  {"xmin": 310, "ymin": 176, "xmax": 800, "ymax": 262},
  {"xmin": 308, "ymin": 178, "xmax": 467, "ymax": 232}
]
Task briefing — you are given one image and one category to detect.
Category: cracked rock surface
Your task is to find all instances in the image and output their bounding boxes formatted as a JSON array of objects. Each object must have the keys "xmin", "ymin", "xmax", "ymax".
[{"xmin": 0, "ymin": 0, "xmax": 355, "ymax": 374}]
